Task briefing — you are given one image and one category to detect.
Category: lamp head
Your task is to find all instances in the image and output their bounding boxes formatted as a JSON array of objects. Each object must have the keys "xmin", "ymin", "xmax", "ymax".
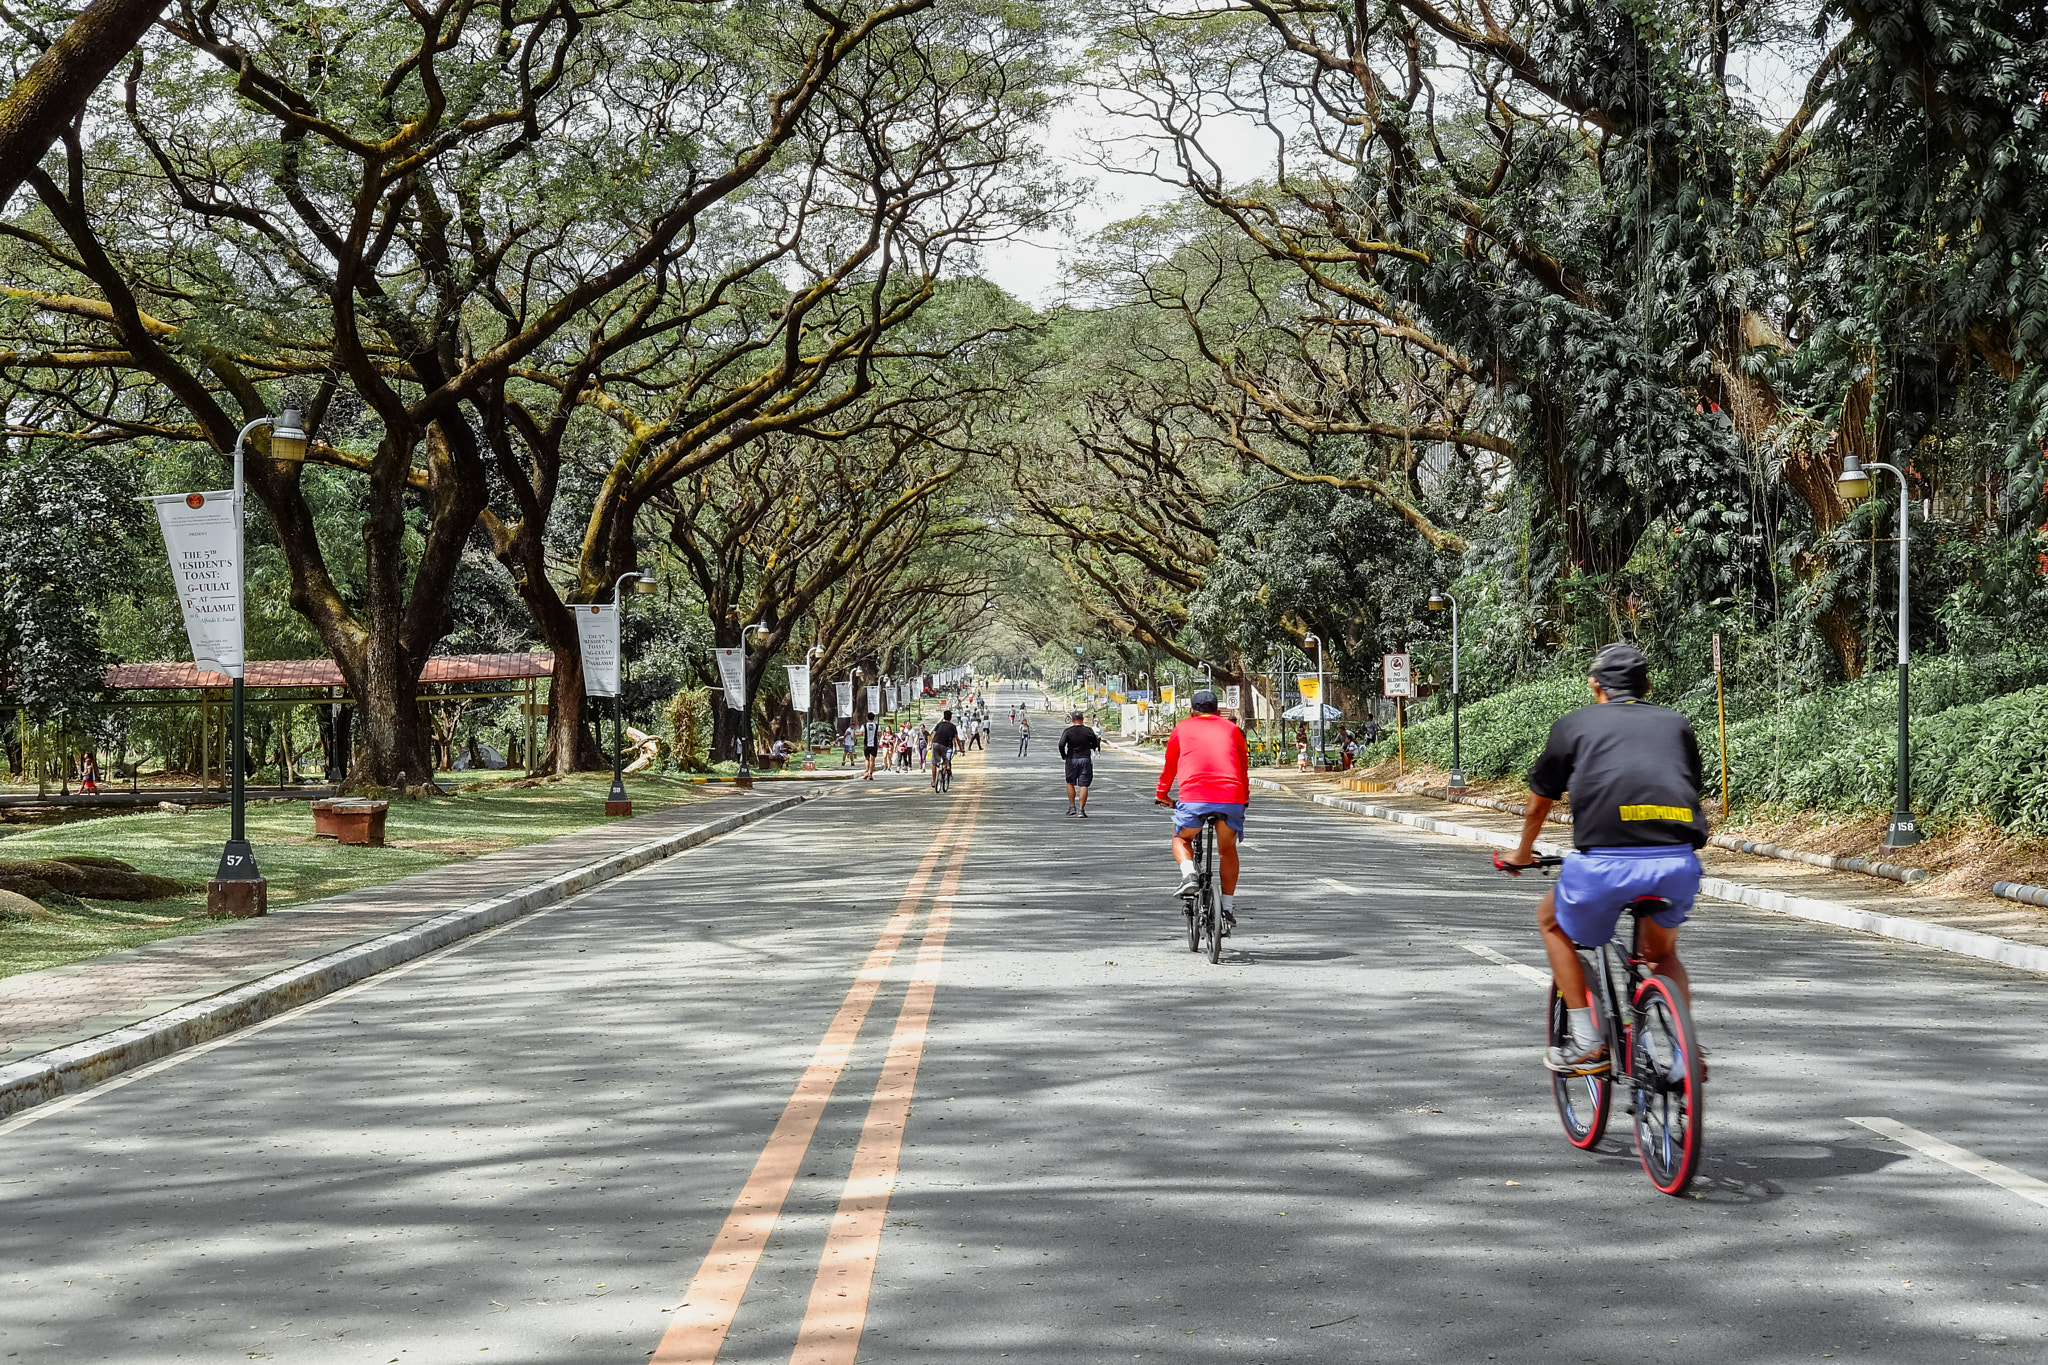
[
  {"xmin": 1837, "ymin": 454, "xmax": 1873, "ymax": 502},
  {"xmin": 630, "ymin": 573, "xmax": 658, "ymax": 595},
  {"xmin": 1426, "ymin": 592, "xmax": 1447, "ymax": 611},
  {"xmin": 269, "ymin": 409, "xmax": 310, "ymax": 462}
]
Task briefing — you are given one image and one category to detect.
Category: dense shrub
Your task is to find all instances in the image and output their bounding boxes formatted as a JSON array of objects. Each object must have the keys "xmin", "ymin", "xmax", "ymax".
[{"xmin": 1358, "ymin": 651, "xmax": 2048, "ymax": 833}]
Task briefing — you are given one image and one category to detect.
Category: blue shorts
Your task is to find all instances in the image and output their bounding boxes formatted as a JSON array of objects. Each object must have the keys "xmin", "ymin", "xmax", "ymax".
[
  {"xmin": 1173, "ymin": 800, "xmax": 1245, "ymax": 838},
  {"xmin": 1554, "ymin": 846, "xmax": 1700, "ymax": 947}
]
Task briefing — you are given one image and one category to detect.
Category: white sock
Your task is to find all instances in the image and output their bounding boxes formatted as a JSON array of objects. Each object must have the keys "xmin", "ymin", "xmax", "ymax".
[
  {"xmin": 1176, "ymin": 854, "xmax": 1195, "ymax": 874},
  {"xmin": 1221, "ymin": 893, "xmax": 1234, "ymax": 912},
  {"xmin": 1566, "ymin": 1006, "xmax": 1602, "ymax": 1049}
]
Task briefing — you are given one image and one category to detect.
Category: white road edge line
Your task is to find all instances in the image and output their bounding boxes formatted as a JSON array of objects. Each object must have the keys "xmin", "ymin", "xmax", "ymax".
[
  {"xmin": 1847, "ymin": 1116, "xmax": 2048, "ymax": 1209},
  {"xmin": 1461, "ymin": 942, "xmax": 1549, "ymax": 986}
]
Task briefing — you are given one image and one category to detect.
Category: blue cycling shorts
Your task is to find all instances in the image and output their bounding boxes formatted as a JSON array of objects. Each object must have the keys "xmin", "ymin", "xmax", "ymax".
[
  {"xmin": 1173, "ymin": 800, "xmax": 1245, "ymax": 838},
  {"xmin": 1554, "ymin": 845, "xmax": 1701, "ymax": 947}
]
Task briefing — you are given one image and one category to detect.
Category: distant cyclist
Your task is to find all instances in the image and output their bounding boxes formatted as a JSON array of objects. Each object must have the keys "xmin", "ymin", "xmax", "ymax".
[
  {"xmin": 1499, "ymin": 643, "xmax": 1706, "ymax": 1076},
  {"xmin": 1153, "ymin": 689, "xmax": 1250, "ymax": 931},
  {"xmin": 929, "ymin": 710, "xmax": 960, "ymax": 792},
  {"xmin": 1058, "ymin": 709, "xmax": 1100, "ymax": 816}
]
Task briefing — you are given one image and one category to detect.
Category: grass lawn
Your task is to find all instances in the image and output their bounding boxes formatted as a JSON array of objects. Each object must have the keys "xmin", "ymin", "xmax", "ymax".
[{"xmin": 0, "ymin": 771, "xmax": 723, "ymax": 980}]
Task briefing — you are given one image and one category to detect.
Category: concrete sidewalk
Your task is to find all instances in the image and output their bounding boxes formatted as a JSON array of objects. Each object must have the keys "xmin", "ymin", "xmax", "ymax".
[
  {"xmin": 0, "ymin": 789, "xmax": 781, "ymax": 1060},
  {"xmin": 1240, "ymin": 763, "xmax": 2048, "ymax": 963}
]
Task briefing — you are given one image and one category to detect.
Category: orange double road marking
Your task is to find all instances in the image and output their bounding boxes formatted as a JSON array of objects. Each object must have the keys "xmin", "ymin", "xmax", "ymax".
[
  {"xmin": 790, "ymin": 794, "xmax": 982, "ymax": 1364},
  {"xmin": 649, "ymin": 796, "xmax": 975, "ymax": 1365}
]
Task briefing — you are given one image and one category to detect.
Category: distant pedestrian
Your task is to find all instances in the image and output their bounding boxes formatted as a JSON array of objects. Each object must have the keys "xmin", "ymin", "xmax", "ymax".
[
  {"xmin": 918, "ymin": 726, "xmax": 930, "ymax": 770},
  {"xmin": 863, "ymin": 717, "xmax": 881, "ymax": 780},
  {"xmin": 1364, "ymin": 717, "xmax": 1382, "ymax": 745},
  {"xmin": 1018, "ymin": 717, "xmax": 1031, "ymax": 757},
  {"xmin": 841, "ymin": 726, "xmax": 856, "ymax": 767},
  {"xmin": 79, "ymin": 752, "xmax": 100, "ymax": 794}
]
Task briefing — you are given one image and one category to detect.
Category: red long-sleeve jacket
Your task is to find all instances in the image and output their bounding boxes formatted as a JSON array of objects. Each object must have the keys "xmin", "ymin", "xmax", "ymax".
[{"xmin": 1156, "ymin": 714, "xmax": 1250, "ymax": 804}]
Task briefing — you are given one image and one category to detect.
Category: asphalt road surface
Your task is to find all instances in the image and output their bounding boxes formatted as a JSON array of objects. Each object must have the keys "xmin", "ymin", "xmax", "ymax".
[{"xmin": 3, "ymin": 684, "xmax": 2045, "ymax": 1363}]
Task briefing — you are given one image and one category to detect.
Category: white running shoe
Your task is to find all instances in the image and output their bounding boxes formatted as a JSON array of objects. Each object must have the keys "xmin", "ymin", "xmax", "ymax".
[{"xmin": 1174, "ymin": 867, "xmax": 1199, "ymax": 897}]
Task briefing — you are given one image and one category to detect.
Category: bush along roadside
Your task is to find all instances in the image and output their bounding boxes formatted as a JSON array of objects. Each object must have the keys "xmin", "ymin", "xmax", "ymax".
[{"xmin": 1354, "ymin": 651, "xmax": 2048, "ymax": 836}]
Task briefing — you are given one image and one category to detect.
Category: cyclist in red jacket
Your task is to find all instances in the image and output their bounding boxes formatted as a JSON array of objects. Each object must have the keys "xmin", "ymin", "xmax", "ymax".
[{"xmin": 1154, "ymin": 689, "xmax": 1251, "ymax": 930}]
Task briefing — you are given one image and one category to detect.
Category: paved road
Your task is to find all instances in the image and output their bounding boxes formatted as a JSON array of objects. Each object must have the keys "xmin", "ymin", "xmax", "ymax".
[{"xmin": 3, "ymin": 686, "xmax": 2045, "ymax": 1362}]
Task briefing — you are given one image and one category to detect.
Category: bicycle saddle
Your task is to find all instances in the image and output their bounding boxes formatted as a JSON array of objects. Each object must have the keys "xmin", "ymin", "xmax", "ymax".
[{"xmin": 1624, "ymin": 897, "xmax": 1674, "ymax": 916}]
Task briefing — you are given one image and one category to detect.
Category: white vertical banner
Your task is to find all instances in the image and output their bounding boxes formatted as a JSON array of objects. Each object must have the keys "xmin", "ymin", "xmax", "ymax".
[
  {"xmin": 715, "ymin": 647, "xmax": 747, "ymax": 710},
  {"xmin": 786, "ymin": 664, "xmax": 811, "ymax": 713},
  {"xmin": 1251, "ymin": 686, "xmax": 1272, "ymax": 719},
  {"xmin": 150, "ymin": 491, "xmax": 244, "ymax": 678},
  {"xmin": 835, "ymin": 680, "xmax": 854, "ymax": 713},
  {"xmin": 575, "ymin": 603, "xmax": 619, "ymax": 697},
  {"xmin": 866, "ymin": 685, "xmax": 882, "ymax": 714}
]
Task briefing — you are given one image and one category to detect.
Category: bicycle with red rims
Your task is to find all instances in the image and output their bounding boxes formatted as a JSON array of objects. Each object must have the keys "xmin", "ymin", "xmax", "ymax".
[{"xmin": 1493, "ymin": 852, "xmax": 1705, "ymax": 1196}]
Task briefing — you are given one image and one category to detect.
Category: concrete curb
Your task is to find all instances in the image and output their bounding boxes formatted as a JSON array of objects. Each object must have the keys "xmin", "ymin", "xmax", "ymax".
[
  {"xmin": 0, "ymin": 790, "xmax": 819, "ymax": 1120},
  {"xmin": 1254, "ymin": 781, "xmax": 2048, "ymax": 978}
]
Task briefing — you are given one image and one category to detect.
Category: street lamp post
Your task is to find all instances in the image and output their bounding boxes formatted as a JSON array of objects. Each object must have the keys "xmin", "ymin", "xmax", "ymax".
[
  {"xmin": 1302, "ymin": 632, "xmax": 1325, "ymax": 769},
  {"xmin": 1837, "ymin": 454, "xmax": 1921, "ymax": 847},
  {"xmin": 208, "ymin": 409, "xmax": 309, "ymax": 919},
  {"xmin": 736, "ymin": 622, "xmax": 766, "ymax": 787},
  {"xmin": 605, "ymin": 571, "xmax": 657, "ymax": 816},
  {"xmin": 1426, "ymin": 590, "xmax": 1465, "ymax": 789},
  {"xmin": 804, "ymin": 645, "xmax": 825, "ymax": 770}
]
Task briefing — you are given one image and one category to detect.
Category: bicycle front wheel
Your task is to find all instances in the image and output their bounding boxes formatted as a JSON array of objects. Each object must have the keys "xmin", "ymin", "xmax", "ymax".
[
  {"xmin": 1548, "ymin": 982, "xmax": 1610, "ymax": 1150},
  {"xmin": 1203, "ymin": 882, "xmax": 1223, "ymax": 962},
  {"xmin": 1629, "ymin": 975, "xmax": 1704, "ymax": 1196}
]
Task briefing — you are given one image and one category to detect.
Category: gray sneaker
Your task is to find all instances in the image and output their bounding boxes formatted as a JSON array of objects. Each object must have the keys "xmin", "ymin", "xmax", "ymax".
[
  {"xmin": 1175, "ymin": 867, "xmax": 1199, "ymax": 897},
  {"xmin": 1543, "ymin": 1039, "xmax": 1611, "ymax": 1075}
]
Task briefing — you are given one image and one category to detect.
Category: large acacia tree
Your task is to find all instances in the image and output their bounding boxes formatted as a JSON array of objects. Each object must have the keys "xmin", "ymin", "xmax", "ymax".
[{"xmin": 0, "ymin": 0, "xmax": 959, "ymax": 781}]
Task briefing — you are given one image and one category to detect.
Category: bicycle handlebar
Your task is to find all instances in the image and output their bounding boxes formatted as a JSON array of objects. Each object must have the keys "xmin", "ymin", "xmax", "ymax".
[{"xmin": 1493, "ymin": 851, "xmax": 1564, "ymax": 873}]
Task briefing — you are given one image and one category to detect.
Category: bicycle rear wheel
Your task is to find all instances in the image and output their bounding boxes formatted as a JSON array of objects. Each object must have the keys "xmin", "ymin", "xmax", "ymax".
[
  {"xmin": 1548, "ymin": 982, "xmax": 1610, "ymax": 1149},
  {"xmin": 1202, "ymin": 823, "xmax": 1223, "ymax": 963},
  {"xmin": 1629, "ymin": 975, "xmax": 1704, "ymax": 1195}
]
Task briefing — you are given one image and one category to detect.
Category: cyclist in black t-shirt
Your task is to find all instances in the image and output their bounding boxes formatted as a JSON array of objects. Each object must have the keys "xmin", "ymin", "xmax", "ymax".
[
  {"xmin": 1058, "ymin": 710, "xmax": 1101, "ymax": 816},
  {"xmin": 1500, "ymin": 644, "xmax": 1706, "ymax": 1076},
  {"xmin": 929, "ymin": 711, "xmax": 960, "ymax": 792}
]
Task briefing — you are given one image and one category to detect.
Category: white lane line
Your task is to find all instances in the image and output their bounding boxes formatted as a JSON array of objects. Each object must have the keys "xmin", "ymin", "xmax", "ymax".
[
  {"xmin": 1460, "ymin": 942, "xmax": 1549, "ymax": 986},
  {"xmin": 1320, "ymin": 877, "xmax": 1362, "ymax": 894},
  {"xmin": 1848, "ymin": 1117, "xmax": 2048, "ymax": 1209}
]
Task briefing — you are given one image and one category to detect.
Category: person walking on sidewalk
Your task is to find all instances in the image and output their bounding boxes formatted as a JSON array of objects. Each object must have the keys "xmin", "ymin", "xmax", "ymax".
[
  {"xmin": 1017, "ymin": 716, "xmax": 1031, "ymax": 757},
  {"xmin": 1059, "ymin": 709, "xmax": 1101, "ymax": 816},
  {"xmin": 840, "ymin": 726, "xmax": 856, "ymax": 768},
  {"xmin": 863, "ymin": 716, "xmax": 881, "ymax": 780}
]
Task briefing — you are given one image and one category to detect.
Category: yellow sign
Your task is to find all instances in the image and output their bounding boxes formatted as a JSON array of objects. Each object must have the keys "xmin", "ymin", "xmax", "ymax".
[
  {"xmin": 1161, "ymin": 685, "xmax": 1175, "ymax": 707},
  {"xmin": 1298, "ymin": 675, "xmax": 1322, "ymax": 704}
]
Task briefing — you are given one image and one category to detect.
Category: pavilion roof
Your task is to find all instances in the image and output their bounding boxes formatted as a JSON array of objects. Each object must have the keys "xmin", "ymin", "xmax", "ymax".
[{"xmin": 104, "ymin": 653, "xmax": 554, "ymax": 691}]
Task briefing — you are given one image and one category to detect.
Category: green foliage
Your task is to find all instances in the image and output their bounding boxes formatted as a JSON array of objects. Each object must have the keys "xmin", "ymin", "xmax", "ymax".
[{"xmin": 0, "ymin": 444, "xmax": 144, "ymax": 728}]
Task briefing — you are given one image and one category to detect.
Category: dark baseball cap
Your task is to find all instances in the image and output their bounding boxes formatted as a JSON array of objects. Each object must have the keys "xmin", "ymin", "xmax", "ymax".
[
  {"xmin": 1070, "ymin": 709, "xmax": 1085, "ymax": 720},
  {"xmin": 1190, "ymin": 688, "xmax": 1219, "ymax": 713},
  {"xmin": 1591, "ymin": 643, "xmax": 1650, "ymax": 700}
]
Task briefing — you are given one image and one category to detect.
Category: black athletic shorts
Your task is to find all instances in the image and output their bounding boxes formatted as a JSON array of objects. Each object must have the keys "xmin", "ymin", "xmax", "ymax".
[{"xmin": 1064, "ymin": 758, "xmax": 1094, "ymax": 788}]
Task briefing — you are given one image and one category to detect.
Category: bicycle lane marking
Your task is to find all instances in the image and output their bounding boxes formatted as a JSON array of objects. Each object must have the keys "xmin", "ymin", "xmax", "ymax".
[
  {"xmin": 647, "ymin": 796, "xmax": 973, "ymax": 1365},
  {"xmin": 787, "ymin": 787, "xmax": 984, "ymax": 1365},
  {"xmin": 1847, "ymin": 1117, "xmax": 2048, "ymax": 1210}
]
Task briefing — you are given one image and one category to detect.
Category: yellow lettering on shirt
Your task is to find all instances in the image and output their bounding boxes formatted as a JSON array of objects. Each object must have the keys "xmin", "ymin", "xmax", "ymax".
[{"xmin": 1620, "ymin": 804, "xmax": 1694, "ymax": 822}]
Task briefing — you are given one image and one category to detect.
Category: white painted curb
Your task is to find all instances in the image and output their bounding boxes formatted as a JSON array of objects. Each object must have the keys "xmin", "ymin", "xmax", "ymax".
[
  {"xmin": 0, "ymin": 791, "xmax": 820, "ymax": 1119},
  {"xmin": 1252, "ymin": 780, "xmax": 2048, "ymax": 978}
]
